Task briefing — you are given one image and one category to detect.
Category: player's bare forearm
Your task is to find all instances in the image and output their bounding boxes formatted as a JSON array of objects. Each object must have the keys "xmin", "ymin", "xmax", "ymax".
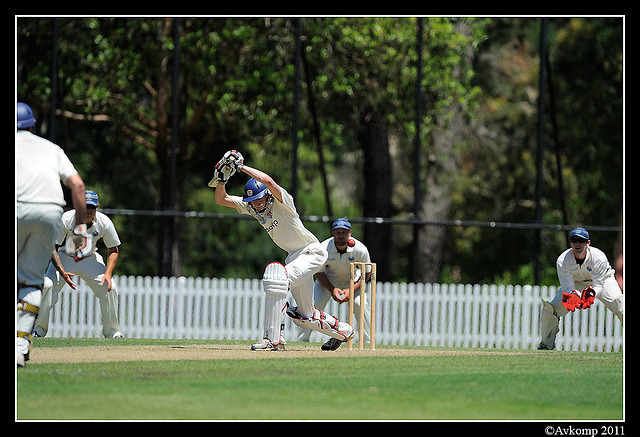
[
  {"xmin": 105, "ymin": 247, "xmax": 119, "ymax": 277},
  {"xmin": 102, "ymin": 247, "xmax": 119, "ymax": 291},
  {"xmin": 51, "ymin": 247, "xmax": 77, "ymax": 290},
  {"xmin": 214, "ymin": 184, "xmax": 236, "ymax": 209},
  {"xmin": 51, "ymin": 247, "xmax": 64, "ymax": 274},
  {"xmin": 66, "ymin": 173, "xmax": 87, "ymax": 225}
]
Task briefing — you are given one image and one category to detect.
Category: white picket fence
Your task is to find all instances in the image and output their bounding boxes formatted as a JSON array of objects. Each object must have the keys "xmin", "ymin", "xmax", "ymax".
[{"xmin": 45, "ymin": 276, "xmax": 623, "ymax": 352}]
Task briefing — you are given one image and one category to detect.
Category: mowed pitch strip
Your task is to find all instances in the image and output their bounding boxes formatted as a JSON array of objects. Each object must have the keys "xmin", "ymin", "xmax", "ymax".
[{"xmin": 29, "ymin": 343, "xmax": 532, "ymax": 364}]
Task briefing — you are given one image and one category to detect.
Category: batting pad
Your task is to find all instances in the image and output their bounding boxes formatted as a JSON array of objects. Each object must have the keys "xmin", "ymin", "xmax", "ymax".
[
  {"xmin": 262, "ymin": 263, "xmax": 289, "ymax": 344},
  {"xmin": 286, "ymin": 306, "xmax": 354, "ymax": 341}
]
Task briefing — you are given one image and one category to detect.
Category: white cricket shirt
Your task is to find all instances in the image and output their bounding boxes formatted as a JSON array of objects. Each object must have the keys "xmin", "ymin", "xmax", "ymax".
[
  {"xmin": 230, "ymin": 187, "xmax": 318, "ymax": 254},
  {"xmin": 57, "ymin": 210, "xmax": 121, "ymax": 254},
  {"xmin": 556, "ymin": 246, "xmax": 616, "ymax": 295},
  {"xmin": 320, "ymin": 237, "xmax": 371, "ymax": 289},
  {"xmin": 16, "ymin": 130, "xmax": 78, "ymax": 206}
]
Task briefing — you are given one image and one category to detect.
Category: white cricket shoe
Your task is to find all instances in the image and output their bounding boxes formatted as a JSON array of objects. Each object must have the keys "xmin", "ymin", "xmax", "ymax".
[
  {"xmin": 112, "ymin": 332, "xmax": 124, "ymax": 339},
  {"xmin": 251, "ymin": 337, "xmax": 286, "ymax": 351}
]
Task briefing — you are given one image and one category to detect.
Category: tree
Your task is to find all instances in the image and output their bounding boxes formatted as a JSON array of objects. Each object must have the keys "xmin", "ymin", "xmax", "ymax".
[{"xmin": 17, "ymin": 17, "xmax": 620, "ymax": 284}]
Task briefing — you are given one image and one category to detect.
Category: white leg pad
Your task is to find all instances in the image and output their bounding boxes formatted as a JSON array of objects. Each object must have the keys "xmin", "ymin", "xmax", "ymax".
[
  {"xmin": 33, "ymin": 275, "xmax": 56, "ymax": 337},
  {"xmin": 287, "ymin": 306, "xmax": 354, "ymax": 341},
  {"xmin": 262, "ymin": 263, "xmax": 289, "ymax": 344},
  {"xmin": 17, "ymin": 286, "xmax": 42, "ymax": 355},
  {"xmin": 540, "ymin": 297, "xmax": 562, "ymax": 350}
]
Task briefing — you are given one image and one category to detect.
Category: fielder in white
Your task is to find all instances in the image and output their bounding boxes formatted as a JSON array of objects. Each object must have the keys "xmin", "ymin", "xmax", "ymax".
[
  {"xmin": 297, "ymin": 218, "xmax": 372, "ymax": 350},
  {"xmin": 17, "ymin": 102, "xmax": 89, "ymax": 367},
  {"xmin": 539, "ymin": 227, "xmax": 624, "ymax": 350},
  {"xmin": 33, "ymin": 190, "xmax": 124, "ymax": 339},
  {"xmin": 209, "ymin": 150, "xmax": 354, "ymax": 351}
]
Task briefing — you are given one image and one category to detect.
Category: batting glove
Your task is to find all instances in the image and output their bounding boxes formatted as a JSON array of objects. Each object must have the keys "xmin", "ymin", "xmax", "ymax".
[
  {"xmin": 223, "ymin": 149, "xmax": 244, "ymax": 171},
  {"xmin": 65, "ymin": 224, "xmax": 93, "ymax": 262}
]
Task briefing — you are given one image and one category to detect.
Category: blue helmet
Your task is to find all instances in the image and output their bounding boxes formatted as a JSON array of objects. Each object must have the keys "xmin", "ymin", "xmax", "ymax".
[
  {"xmin": 243, "ymin": 178, "xmax": 269, "ymax": 202},
  {"xmin": 17, "ymin": 102, "xmax": 35, "ymax": 129}
]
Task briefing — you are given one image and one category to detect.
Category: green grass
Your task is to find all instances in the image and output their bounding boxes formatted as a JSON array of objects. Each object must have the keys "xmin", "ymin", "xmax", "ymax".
[{"xmin": 16, "ymin": 338, "xmax": 624, "ymax": 421}]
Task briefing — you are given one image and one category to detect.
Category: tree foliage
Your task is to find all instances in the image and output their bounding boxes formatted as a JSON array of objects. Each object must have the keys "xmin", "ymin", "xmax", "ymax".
[{"xmin": 16, "ymin": 17, "xmax": 623, "ymax": 285}]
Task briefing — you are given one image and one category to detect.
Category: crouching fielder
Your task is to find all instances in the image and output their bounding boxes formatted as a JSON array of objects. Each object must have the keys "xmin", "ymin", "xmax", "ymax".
[
  {"xmin": 209, "ymin": 150, "xmax": 354, "ymax": 350},
  {"xmin": 33, "ymin": 191, "xmax": 123, "ymax": 339},
  {"xmin": 539, "ymin": 227, "xmax": 624, "ymax": 350}
]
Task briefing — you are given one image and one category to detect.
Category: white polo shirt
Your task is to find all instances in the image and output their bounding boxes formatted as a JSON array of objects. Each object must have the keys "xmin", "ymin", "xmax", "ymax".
[
  {"xmin": 57, "ymin": 209, "xmax": 121, "ymax": 254},
  {"xmin": 16, "ymin": 130, "xmax": 78, "ymax": 206},
  {"xmin": 319, "ymin": 236, "xmax": 371, "ymax": 289},
  {"xmin": 556, "ymin": 246, "xmax": 615, "ymax": 295}
]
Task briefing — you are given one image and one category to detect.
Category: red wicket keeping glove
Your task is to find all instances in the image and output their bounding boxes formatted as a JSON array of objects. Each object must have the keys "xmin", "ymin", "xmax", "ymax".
[
  {"xmin": 561, "ymin": 291, "xmax": 583, "ymax": 312},
  {"xmin": 580, "ymin": 286, "xmax": 596, "ymax": 310}
]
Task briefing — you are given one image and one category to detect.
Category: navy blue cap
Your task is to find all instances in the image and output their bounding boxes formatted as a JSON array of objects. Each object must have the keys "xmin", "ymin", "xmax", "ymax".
[
  {"xmin": 570, "ymin": 227, "xmax": 589, "ymax": 240},
  {"xmin": 331, "ymin": 218, "xmax": 351, "ymax": 230}
]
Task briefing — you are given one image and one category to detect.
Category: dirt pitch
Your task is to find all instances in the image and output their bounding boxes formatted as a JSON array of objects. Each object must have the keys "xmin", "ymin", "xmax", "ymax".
[{"xmin": 30, "ymin": 343, "xmax": 527, "ymax": 364}]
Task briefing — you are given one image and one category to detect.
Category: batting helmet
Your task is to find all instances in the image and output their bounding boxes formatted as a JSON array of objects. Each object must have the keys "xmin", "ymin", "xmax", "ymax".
[
  {"xmin": 243, "ymin": 178, "xmax": 269, "ymax": 202},
  {"xmin": 17, "ymin": 102, "xmax": 35, "ymax": 129}
]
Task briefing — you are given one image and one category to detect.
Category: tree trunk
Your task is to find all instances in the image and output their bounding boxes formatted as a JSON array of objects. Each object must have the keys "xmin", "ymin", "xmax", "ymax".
[
  {"xmin": 416, "ymin": 113, "xmax": 460, "ymax": 283},
  {"xmin": 156, "ymin": 18, "xmax": 183, "ymax": 277},
  {"xmin": 416, "ymin": 20, "xmax": 473, "ymax": 284},
  {"xmin": 360, "ymin": 110, "xmax": 392, "ymax": 281}
]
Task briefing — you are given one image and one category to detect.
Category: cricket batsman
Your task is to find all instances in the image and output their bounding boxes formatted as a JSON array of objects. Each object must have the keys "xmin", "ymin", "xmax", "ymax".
[{"xmin": 208, "ymin": 150, "xmax": 354, "ymax": 350}]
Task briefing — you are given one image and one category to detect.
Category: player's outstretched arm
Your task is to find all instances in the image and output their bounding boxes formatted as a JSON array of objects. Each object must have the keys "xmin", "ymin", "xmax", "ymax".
[
  {"xmin": 214, "ymin": 183, "xmax": 236, "ymax": 209},
  {"xmin": 240, "ymin": 165, "xmax": 283, "ymax": 202},
  {"xmin": 65, "ymin": 173, "xmax": 87, "ymax": 226}
]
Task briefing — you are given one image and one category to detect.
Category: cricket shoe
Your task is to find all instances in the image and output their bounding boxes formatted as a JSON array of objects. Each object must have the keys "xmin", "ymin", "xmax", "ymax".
[
  {"xmin": 17, "ymin": 352, "xmax": 26, "ymax": 368},
  {"xmin": 537, "ymin": 341, "xmax": 553, "ymax": 350},
  {"xmin": 321, "ymin": 338, "xmax": 343, "ymax": 351},
  {"xmin": 251, "ymin": 337, "xmax": 286, "ymax": 351},
  {"xmin": 321, "ymin": 328, "xmax": 356, "ymax": 351}
]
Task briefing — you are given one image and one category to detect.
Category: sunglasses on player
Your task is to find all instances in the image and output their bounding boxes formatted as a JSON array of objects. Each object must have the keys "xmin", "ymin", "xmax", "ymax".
[{"xmin": 569, "ymin": 237, "xmax": 588, "ymax": 244}]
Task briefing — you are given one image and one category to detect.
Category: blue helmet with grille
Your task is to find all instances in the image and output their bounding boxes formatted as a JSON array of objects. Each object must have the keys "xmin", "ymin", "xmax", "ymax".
[{"xmin": 243, "ymin": 178, "xmax": 269, "ymax": 202}]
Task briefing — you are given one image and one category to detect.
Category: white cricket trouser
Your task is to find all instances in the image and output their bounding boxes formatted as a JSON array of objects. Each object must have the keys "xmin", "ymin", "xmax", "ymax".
[
  {"xmin": 284, "ymin": 242, "xmax": 328, "ymax": 318},
  {"xmin": 297, "ymin": 281, "xmax": 371, "ymax": 343},
  {"xmin": 17, "ymin": 203, "xmax": 63, "ymax": 289},
  {"xmin": 540, "ymin": 275, "xmax": 624, "ymax": 349},
  {"xmin": 34, "ymin": 250, "xmax": 121, "ymax": 338},
  {"xmin": 259, "ymin": 242, "xmax": 329, "ymax": 342},
  {"xmin": 17, "ymin": 203, "xmax": 63, "ymax": 356}
]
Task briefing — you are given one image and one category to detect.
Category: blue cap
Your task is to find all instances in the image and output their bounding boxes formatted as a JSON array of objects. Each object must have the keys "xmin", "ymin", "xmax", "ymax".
[
  {"xmin": 17, "ymin": 102, "xmax": 35, "ymax": 129},
  {"xmin": 85, "ymin": 190, "xmax": 99, "ymax": 207},
  {"xmin": 331, "ymin": 218, "xmax": 351, "ymax": 230},
  {"xmin": 570, "ymin": 227, "xmax": 589, "ymax": 240}
]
